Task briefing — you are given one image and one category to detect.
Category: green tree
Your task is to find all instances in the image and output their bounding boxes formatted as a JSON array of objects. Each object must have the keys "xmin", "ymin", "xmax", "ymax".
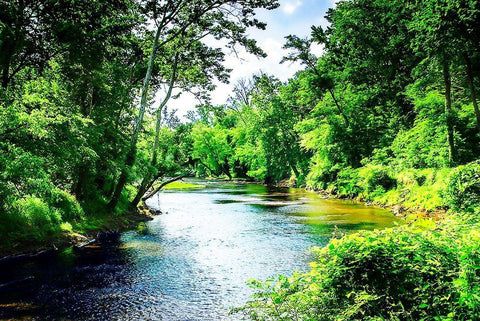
[{"xmin": 108, "ymin": 0, "xmax": 280, "ymax": 210}]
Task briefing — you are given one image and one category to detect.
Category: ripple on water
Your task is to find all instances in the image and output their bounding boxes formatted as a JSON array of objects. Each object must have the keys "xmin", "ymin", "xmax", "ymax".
[{"xmin": 0, "ymin": 180, "xmax": 399, "ymax": 320}]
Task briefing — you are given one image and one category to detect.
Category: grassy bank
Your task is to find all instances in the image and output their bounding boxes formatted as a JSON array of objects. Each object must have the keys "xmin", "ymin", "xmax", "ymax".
[
  {"xmin": 0, "ymin": 193, "xmax": 154, "ymax": 258},
  {"xmin": 306, "ymin": 163, "xmax": 478, "ymax": 216},
  {"xmin": 0, "ymin": 180, "xmax": 205, "ymax": 258},
  {"xmin": 235, "ymin": 162, "xmax": 480, "ymax": 320}
]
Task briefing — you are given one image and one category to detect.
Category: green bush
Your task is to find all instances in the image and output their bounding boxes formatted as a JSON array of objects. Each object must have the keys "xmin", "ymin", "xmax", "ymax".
[
  {"xmin": 359, "ymin": 165, "xmax": 396, "ymax": 197},
  {"xmin": 334, "ymin": 167, "xmax": 361, "ymax": 197},
  {"xmin": 378, "ymin": 168, "xmax": 451, "ymax": 212},
  {"xmin": 454, "ymin": 228, "xmax": 480, "ymax": 317},
  {"xmin": 237, "ymin": 225, "xmax": 479, "ymax": 320},
  {"xmin": 15, "ymin": 195, "xmax": 61, "ymax": 227},
  {"xmin": 50, "ymin": 188, "xmax": 84, "ymax": 221},
  {"xmin": 445, "ymin": 161, "xmax": 480, "ymax": 212}
]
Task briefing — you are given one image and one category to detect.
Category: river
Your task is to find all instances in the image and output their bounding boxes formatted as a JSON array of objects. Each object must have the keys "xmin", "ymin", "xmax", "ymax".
[{"xmin": 0, "ymin": 180, "xmax": 400, "ymax": 320}]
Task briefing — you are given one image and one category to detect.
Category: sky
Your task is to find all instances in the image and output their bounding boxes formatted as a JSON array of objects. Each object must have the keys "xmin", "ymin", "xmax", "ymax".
[{"xmin": 163, "ymin": 0, "xmax": 338, "ymax": 119}]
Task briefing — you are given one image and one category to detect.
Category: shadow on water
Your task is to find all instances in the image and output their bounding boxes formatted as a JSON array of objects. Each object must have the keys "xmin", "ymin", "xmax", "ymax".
[
  {"xmin": 0, "ymin": 180, "xmax": 400, "ymax": 320},
  {"xmin": 0, "ymin": 234, "xmax": 135, "ymax": 320}
]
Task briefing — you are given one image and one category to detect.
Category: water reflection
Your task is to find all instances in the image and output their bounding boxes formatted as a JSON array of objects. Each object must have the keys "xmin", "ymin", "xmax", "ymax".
[{"xmin": 0, "ymin": 180, "xmax": 400, "ymax": 320}]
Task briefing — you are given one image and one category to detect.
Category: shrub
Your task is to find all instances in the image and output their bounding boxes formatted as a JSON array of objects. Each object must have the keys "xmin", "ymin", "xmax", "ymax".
[
  {"xmin": 454, "ymin": 228, "xmax": 480, "ymax": 318},
  {"xmin": 237, "ymin": 224, "xmax": 479, "ymax": 320},
  {"xmin": 358, "ymin": 165, "xmax": 396, "ymax": 197},
  {"xmin": 395, "ymin": 168, "xmax": 451, "ymax": 212},
  {"xmin": 15, "ymin": 195, "xmax": 61, "ymax": 227},
  {"xmin": 445, "ymin": 161, "xmax": 480, "ymax": 212},
  {"xmin": 4, "ymin": 195, "xmax": 64, "ymax": 241},
  {"xmin": 50, "ymin": 188, "xmax": 84, "ymax": 221},
  {"xmin": 334, "ymin": 167, "xmax": 361, "ymax": 197}
]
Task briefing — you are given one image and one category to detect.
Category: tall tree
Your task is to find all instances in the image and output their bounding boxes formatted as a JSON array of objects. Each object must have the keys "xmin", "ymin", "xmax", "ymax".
[
  {"xmin": 108, "ymin": 0, "xmax": 279, "ymax": 210},
  {"xmin": 410, "ymin": 0, "xmax": 464, "ymax": 164}
]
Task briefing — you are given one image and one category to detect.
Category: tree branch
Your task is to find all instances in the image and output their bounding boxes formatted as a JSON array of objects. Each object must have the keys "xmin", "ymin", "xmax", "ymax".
[{"xmin": 142, "ymin": 172, "xmax": 195, "ymax": 200}]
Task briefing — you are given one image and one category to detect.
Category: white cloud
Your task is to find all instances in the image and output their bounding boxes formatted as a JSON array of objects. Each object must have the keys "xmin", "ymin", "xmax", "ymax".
[
  {"xmin": 310, "ymin": 42, "xmax": 324, "ymax": 57},
  {"xmin": 167, "ymin": 36, "xmax": 304, "ymax": 120},
  {"xmin": 331, "ymin": 0, "xmax": 341, "ymax": 8},
  {"xmin": 161, "ymin": 0, "xmax": 334, "ymax": 121},
  {"xmin": 282, "ymin": 0, "xmax": 302, "ymax": 15}
]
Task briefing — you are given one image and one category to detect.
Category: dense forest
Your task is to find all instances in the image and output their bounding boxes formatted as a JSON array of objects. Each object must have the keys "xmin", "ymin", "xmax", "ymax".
[{"xmin": 1, "ymin": 0, "xmax": 479, "ymax": 319}]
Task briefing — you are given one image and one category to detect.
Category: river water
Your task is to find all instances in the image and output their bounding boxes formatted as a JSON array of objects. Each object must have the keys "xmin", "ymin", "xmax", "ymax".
[{"xmin": 0, "ymin": 180, "xmax": 400, "ymax": 320}]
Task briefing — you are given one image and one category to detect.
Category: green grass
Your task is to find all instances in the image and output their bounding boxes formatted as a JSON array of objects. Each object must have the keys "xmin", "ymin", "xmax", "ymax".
[{"xmin": 162, "ymin": 181, "xmax": 205, "ymax": 190}]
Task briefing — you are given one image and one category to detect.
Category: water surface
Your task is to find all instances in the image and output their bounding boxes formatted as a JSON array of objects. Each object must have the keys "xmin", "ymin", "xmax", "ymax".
[{"xmin": 0, "ymin": 180, "xmax": 399, "ymax": 320}]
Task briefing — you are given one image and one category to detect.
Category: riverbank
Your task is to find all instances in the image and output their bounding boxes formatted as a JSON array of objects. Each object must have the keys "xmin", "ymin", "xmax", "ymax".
[
  {"xmin": 0, "ymin": 180, "xmax": 207, "ymax": 259},
  {"xmin": 0, "ymin": 205, "xmax": 155, "ymax": 260},
  {"xmin": 235, "ymin": 170, "xmax": 480, "ymax": 320},
  {"xmin": 0, "ymin": 165, "xmax": 467, "ymax": 259},
  {"xmin": 212, "ymin": 175, "xmax": 446, "ymax": 220},
  {"xmin": 296, "ymin": 164, "xmax": 465, "ymax": 222},
  {"xmin": 313, "ymin": 191, "xmax": 447, "ymax": 220},
  {"xmin": 237, "ymin": 209, "xmax": 480, "ymax": 320},
  {"xmin": 195, "ymin": 176, "xmax": 448, "ymax": 224}
]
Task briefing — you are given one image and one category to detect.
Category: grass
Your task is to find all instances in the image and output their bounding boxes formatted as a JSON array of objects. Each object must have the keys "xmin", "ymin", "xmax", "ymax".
[{"xmin": 162, "ymin": 181, "xmax": 205, "ymax": 190}]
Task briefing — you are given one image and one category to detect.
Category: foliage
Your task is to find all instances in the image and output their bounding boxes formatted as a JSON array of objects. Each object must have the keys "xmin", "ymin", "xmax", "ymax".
[
  {"xmin": 358, "ymin": 165, "xmax": 396, "ymax": 197},
  {"xmin": 1, "ymin": 0, "xmax": 480, "ymax": 317},
  {"xmin": 0, "ymin": 0, "xmax": 281, "ymax": 251},
  {"xmin": 236, "ymin": 223, "xmax": 480, "ymax": 320},
  {"xmin": 191, "ymin": 123, "xmax": 233, "ymax": 179},
  {"xmin": 445, "ymin": 161, "xmax": 480, "ymax": 212}
]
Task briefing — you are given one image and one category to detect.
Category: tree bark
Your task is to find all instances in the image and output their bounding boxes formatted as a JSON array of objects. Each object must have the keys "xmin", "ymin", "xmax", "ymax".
[
  {"xmin": 73, "ymin": 165, "xmax": 87, "ymax": 200},
  {"xmin": 74, "ymin": 84, "xmax": 94, "ymax": 200},
  {"xmin": 464, "ymin": 53, "xmax": 480, "ymax": 130},
  {"xmin": 307, "ymin": 59, "xmax": 350, "ymax": 128},
  {"xmin": 222, "ymin": 163, "xmax": 232, "ymax": 180},
  {"xmin": 108, "ymin": 26, "xmax": 162, "ymax": 211},
  {"xmin": 443, "ymin": 62, "xmax": 456, "ymax": 165},
  {"xmin": 288, "ymin": 158, "xmax": 300, "ymax": 179},
  {"xmin": 130, "ymin": 110, "xmax": 162, "ymax": 207},
  {"xmin": 1, "ymin": 32, "xmax": 14, "ymax": 89}
]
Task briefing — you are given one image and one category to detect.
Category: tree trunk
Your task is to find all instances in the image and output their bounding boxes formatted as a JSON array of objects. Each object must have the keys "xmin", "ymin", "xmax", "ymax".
[
  {"xmin": 130, "ymin": 53, "xmax": 179, "ymax": 208},
  {"xmin": 106, "ymin": 174, "xmax": 117, "ymax": 197},
  {"xmin": 74, "ymin": 84, "xmax": 94, "ymax": 199},
  {"xmin": 308, "ymin": 59, "xmax": 349, "ymax": 128},
  {"xmin": 222, "ymin": 165, "xmax": 232, "ymax": 180},
  {"xmin": 2, "ymin": 62, "xmax": 10, "ymax": 89},
  {"xmin": 73, "ymin": 165, "xmax": 87, "ymax": 200},
  {"xmin": 108, "ymin": 26, "xmax": 162, "ymax": 211},
  {"xmin": 328, "ymin": 88, "xmax": 349, "ymax": 127},
  {"xmin": 464, "ymin": 53, "xmax": 480, "ymax": 130},
  {"xmin": 130, "ymin": 110, "xmax": 162, "ymax": 207},
  {"xmin": 443, "ymin": 62, "xmax": 456, "ymax": 165},
  {"xmin": 142, "ymin": 173, "xmax": 192, "ymax": 201},
  {"xmin": 288, "ymin": 158, "xmax": 300, "ymax": 179}
]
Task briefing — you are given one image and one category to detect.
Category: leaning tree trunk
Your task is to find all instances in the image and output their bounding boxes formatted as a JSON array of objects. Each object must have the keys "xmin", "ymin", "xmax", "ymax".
[
  {"xmin": 130, "ymin": 110, "xmax": 163, "ymax": 207},
  {"xmin": 288, "ymin": 158, "xmax": 300, "ymax": 179},
  {"xmin": 108, "ymin": 26, "xmax": 162, "ymax": 211},
  {"xmin": 443, "ymin": 62, "xmax": 456, "ymax": 165},
  {"xmin": 308, "ymin": 59, "xmax": 350, "ymax": 128},
  {"xmin": 142, "ymin": 173, "xmax": 192, "ymax": 201},
  {"xmin": 130, "ymin": 53, "xmax": 180, "ymax": 208},
  {"xmin": 328, "ymin": 88, "xmax": 350, "ymax": 127},
  {"xmin": 464, "ymin": 53, "xmax": 480, "ymax": 130}
]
